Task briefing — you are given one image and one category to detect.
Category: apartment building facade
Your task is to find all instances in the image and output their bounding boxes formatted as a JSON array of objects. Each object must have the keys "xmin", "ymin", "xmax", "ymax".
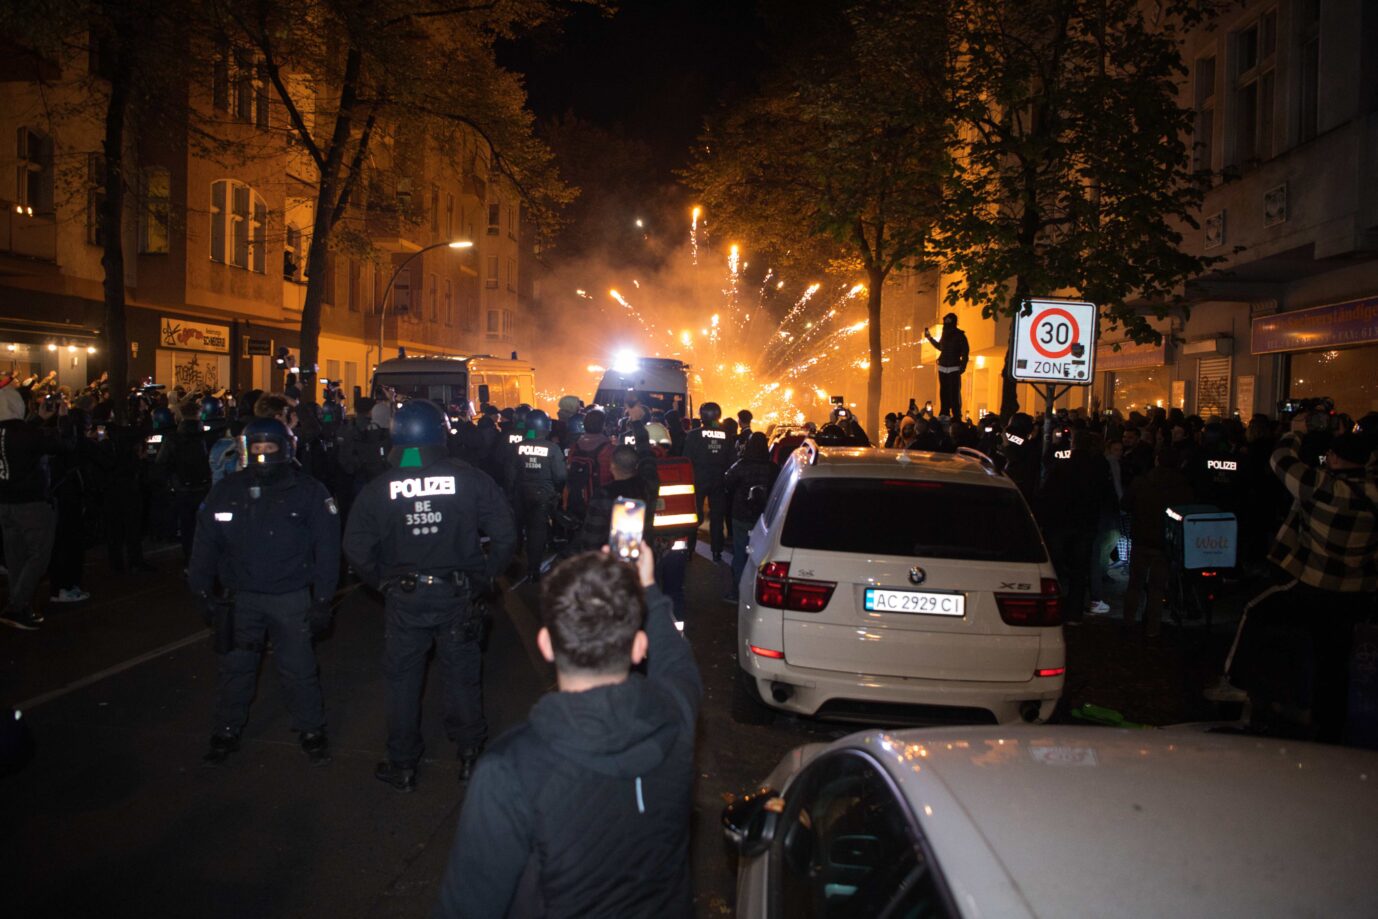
[{"xmin": 0, "ymin": 35, "xmax": 531, "ymax": 403}]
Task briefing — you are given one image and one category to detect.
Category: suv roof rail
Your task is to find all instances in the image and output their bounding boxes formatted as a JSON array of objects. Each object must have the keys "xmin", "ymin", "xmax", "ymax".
[
  {"xmin": 955, "ymin": 446, "xmax": 997, "ymax": 473},
  {"xmin": 797, "ymin": 437, "xmax": 821, "ymax": 466}
]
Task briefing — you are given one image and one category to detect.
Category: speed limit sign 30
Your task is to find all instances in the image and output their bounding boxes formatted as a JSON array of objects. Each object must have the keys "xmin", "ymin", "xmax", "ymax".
[{"xmin": 1011, "ymin": 298, "xmax": 1098, "ymax": 384}]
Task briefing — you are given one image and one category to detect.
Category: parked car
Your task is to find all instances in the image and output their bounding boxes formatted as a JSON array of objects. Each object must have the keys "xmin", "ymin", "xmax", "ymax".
[
  {"xmin": 736, "ymin": 442, "xmax": 1063, "ymax": 725},
  {"xmin": 725, "ymin": 724, "xmax": 1378, "ymax": 918}
]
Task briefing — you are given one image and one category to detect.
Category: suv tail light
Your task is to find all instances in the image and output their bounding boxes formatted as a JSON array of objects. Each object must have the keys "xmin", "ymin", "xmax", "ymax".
[
  {"xmin": 996, "ymin": 578, "xmax": 1062, "ymax": 627},
  {"xmin": 755, "ymin": 561, "xmax": 836, "ymax": 613}
]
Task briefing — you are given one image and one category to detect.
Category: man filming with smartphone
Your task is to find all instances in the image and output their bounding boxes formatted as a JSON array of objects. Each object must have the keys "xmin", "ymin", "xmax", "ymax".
[{"xmin": 434, "ymin": 543, "xmax": 702, "ymax": 918}]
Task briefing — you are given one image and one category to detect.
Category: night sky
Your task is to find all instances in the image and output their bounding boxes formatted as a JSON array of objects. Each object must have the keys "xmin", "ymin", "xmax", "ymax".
[{"xmin": 501, "ymin": 0, "xmax": 767, "ymax": 181}]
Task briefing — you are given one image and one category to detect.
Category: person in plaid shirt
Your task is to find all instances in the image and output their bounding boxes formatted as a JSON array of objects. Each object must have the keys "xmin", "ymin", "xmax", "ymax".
[{"xmin": 1237, "ymin": 412, "xmax": 1377, "ymax": 743}]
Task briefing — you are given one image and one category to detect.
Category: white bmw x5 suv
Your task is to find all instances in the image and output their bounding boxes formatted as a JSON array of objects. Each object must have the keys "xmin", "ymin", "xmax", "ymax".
[{"xmin": 735, "ymin": 442, "xmax": 1064, "ymax": 725}]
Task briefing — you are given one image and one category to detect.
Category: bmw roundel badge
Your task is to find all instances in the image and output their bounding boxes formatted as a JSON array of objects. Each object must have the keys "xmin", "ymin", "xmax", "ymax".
[{"xmin": 909, "ymin": 566, "xmax": 927, "ymax": 586}]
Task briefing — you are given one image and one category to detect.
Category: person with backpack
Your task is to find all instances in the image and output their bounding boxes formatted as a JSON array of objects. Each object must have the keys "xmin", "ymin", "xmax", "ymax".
[
  {"xmin": 574, "ymin": 445, "xmax": 654, "ymax": 552},
  {"xmin": 723, "ymin": 432, "xmax": 778, "ymax": 603},
  {"xmin": 564, "ymin": 409, "xmax": 615, "ymax": 524},
  {"xmin": 157, "ymin": 400, "xmax": 212, "ymax": 565}
]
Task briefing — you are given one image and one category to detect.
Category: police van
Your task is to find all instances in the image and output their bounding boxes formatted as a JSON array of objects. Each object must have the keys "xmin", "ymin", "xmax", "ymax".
[
  {"xmin": 593, "ymin": 356, "xmax": 694, "ymax": 416},
  {"xmin": 371, "ymin": 355, "xmax": 536, "ymax": 417}
]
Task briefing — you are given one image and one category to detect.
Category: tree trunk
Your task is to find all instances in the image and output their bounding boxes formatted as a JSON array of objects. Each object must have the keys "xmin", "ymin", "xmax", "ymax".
[
  {"xmin": 998, "ymin": 278, "xmax": 1027, "ymax": 420},
  {"xmin": 99, "ymin": 44, "xmax": 131, "ymax": 424},
  {"xmin": 299, "ymin": 182, "xmax": 334, "ymax": 400},
  {"xmin": 865, "ymin": 270, "xmax": 885, "ymax": 439}
]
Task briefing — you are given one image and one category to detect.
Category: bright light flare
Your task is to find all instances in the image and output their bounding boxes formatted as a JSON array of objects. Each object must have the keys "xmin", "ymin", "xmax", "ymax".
[{"xmin": 612, "ymin": 350, "xmax": 639, "ymax": 374}]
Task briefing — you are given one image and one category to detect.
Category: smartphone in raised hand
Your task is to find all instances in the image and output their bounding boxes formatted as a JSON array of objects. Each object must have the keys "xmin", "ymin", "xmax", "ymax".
[{"xmin": 609, "ymin": 498, "xmax": 646, "ymax": 561}]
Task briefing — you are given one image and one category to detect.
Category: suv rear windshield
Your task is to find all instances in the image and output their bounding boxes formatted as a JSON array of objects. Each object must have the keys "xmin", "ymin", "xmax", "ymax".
[{"xmin": 780, "ymin": 477, "xmax": 1046, "ymax": 563}]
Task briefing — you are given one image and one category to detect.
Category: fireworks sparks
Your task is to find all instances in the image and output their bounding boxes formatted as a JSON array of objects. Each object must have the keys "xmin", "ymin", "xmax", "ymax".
[{"xmin": 690, "ymin": 206, "xmax": 701, "ymax": 266}]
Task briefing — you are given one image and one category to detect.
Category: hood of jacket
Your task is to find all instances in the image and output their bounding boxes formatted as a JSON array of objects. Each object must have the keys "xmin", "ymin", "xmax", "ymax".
[
  {"xmin": 0, "ymin": 387, "xmax": 25, "ymax": 422},
  {"xmin": 527, "ymin": 675, "xmax": 678, "ymax": 779},
  {"xmin": 574, "ymin": 432, "xmax": 611, "ymax": 453}
]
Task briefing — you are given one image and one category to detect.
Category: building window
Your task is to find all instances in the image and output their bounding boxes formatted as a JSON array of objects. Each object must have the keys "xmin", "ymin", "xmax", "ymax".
[
  {"xmin": 446, "ymin": 193, "xmax": 454, "ymax": 239},
  {"xmin": 486, "ymin": 255, "xmax": 499, "ymax": 289},
  {"xmin": 1296, "ymin": 0, "xmax": 1320, "ymax": 143},
  {"xmin": 502, "ymin": 309, "xmax": 513, "ymax": 338},
  {"xmin": 444, "ymin": 279, "xmax": 453, "ymax": 326},
  {"xmin": 1193, "ymin": 56, "xmax": 1215, "ymax": 173},
  {"xmin": 487, "ymin": 309, "xmax": 499, "ymax": 334},
  {"xmin": 430, "ymin": 184, "xmax": 440, "ymax": 235},
  {"xmin": 86, "ymin": 154, "xmax": 106, "ymax": 246},
  {"xmin": 284, "ymin": 223, "xmax": 302, "ymax": 280},
  {"xmin": 349, "ymin": 259, "xmax": 362, "ymax": 312},
  {"xmin": 140, "ymin": 167, "xmax": 171, "ymax": 254},
  {"xmin": 429, "ymin": 273, "xmax": 438, "ymax": 321},
  {"xmin": 507, "ymin": 203, "xmax": 517, "ymax": 239},
  {"xmin": 393, "ymin": 268, "xmax": 411, "ymax": 314},
  {"xmin": 1232, "ymin": 8, "xmax": 1276, "ymax": 164},
  {"xmin": 506, "ymin": 257, "xmax": 515, "ymax": 292},
  {"xmin": 209, "ymin": 179, "xmax": 267, "ymax": 272},
  {"xmin": 15, "ymin": 127, "xmax": 52, "ymax": 213},
  {"xmin": 487, "ymin": 201, "xmax": 500, "ymax": 235},
  {"xmin": 214, "ymin": 43, "xmax": 268, "ymax": 128},
  {"xmin": 464, "ymin": 295, "xmax": 478, "ymax": 331}
]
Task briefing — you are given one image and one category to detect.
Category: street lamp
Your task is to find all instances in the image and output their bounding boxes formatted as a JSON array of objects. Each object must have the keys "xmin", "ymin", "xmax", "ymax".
[{"xmin": 376, "ymin": 239, "xmax": 473, "ymax": 369}]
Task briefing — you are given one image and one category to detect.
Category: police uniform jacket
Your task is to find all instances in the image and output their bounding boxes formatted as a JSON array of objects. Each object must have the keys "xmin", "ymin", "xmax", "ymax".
[
  {"xmin": 187, "ymin": 466, "xmax": 340, "ymax": 599},
  {"xmin": 343, "ymin": 457, "xmax": 517, "ymax": 589},
  {"xmin": 507, "ymin": 437, "xmax": 567, "ymax": 500},
  {"xmin": 682, "ymin": 426, "xmax": 732, "ymax": 487}
]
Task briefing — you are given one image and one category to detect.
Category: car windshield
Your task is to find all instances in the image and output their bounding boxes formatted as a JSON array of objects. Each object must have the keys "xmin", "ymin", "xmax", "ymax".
[{"xmin": 780, "ymin": 477, "xmax": 1046, "ymax": 563}]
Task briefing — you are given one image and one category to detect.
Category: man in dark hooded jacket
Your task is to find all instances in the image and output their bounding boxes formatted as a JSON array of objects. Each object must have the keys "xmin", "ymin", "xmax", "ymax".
[{"xmin": 434, "ymin": 547, "xmax": 701, "ymax": 918}]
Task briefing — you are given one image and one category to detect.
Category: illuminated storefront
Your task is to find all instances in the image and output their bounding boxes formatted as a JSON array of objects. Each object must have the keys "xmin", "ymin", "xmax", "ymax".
[
  {"xmin": 1098, "ymin": 339, "xmax": 1171, "ymax": 414},
  {"xmin": 1253, "ymin": 296, "xmax": 1378, "ymax": 418}
]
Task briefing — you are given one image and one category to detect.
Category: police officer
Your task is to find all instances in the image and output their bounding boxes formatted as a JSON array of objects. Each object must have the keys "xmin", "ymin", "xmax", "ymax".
[
  {"xmin": 507, "ymin": 409, "xmax": 566, "ymax": 583},
  {"xmin": 343, "ymin": 400, "xmax": 516, "ymax": 790},
  {"xmin": 188, "ymin": 418, "xmax": 341, "ymax": 767},
  {"xmin": 1002, "ymin": 412, "xmax": 1041, "ymax": 502},
  {"xmin": 683, "ymin": 401, "xmax": 732, "ymax": 561}
]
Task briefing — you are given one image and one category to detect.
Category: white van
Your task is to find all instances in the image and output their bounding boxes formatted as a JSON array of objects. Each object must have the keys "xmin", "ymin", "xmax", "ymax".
[
  {"xmin": 371, "ymin": 355, "xmax": 536, "ymax": 417},
  {"xmin": 593, "ymin": 357, "xmax": 693, "ymax": 415}
]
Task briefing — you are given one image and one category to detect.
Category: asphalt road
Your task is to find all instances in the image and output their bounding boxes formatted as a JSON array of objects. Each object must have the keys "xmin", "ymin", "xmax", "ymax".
[{"xmin": 0, "ymin": 542, "xmax": 1248, "ymax": 917}]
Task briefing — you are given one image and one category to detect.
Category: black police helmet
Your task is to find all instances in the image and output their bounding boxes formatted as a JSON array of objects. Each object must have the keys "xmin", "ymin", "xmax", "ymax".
[
  {"xmin": 241, "ymin": 417, "xmax": 294, "ymax": 466},
  {"xmin": 700, "ymin": 402, "xmax": 722, "ymax": 425},
  {"xmin": 151, "ymin": 406, "xmax": 175, "ymax": 431},
  {"xmin": 391, "ymin": 399, "xmax": 449, "ymax": 448},
  {"xmin": 200, "ymin": 395, "xmax": 225, "ymax": 421},
  {"xmin": 526, "ymin": 409, "xmax": 551, "ymax": 437}
]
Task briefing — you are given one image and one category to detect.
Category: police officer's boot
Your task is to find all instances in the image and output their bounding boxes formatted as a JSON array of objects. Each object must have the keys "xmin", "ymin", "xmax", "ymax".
[
  {"xmin": 202, "ymin": 731, "xmax": 240, "ymax": 766},
  {"xmin": 458, "ymin": 745, "xmax": 483, "ymax": 783},
  {"xmin": 374, "ymin": 760, "xmax": 417, "ymax": 792},
  {"xmin": 300, "ymin": 730, "xmax": 332, "ymax": 766}
]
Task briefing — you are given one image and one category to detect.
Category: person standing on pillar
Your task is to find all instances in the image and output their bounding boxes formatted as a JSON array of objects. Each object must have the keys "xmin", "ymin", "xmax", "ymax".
[
  {"xmin": 925, "ymin": 312, "xmax": 969, "ymax": 419},
  {"xmin": 344, "ymin": 400, "xmax": 517, "ymax": 790}
]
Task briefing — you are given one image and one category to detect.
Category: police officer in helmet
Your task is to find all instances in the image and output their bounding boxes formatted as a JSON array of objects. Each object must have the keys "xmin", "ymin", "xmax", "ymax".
[
  {"xmin": 343, "ymin": 400, "xmax": 517, "ymax": 790},
  {"xmin": 682, "ymin": 401, "xmax": 732, "ymax": 561},
  {"xmin": 506, "ymin": 409, "xmax": 566, "ymax": 583},
  {"xmin": 189, "ymin": 417, "xmax": 342, "ymax": 767}
]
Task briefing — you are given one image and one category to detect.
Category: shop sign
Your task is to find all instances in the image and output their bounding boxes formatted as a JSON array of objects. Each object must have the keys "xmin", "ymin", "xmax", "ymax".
[
  {"xmin": 1251, "ymin": 296, "xmax": 1378, "ymax": 354},
  {"xmin": 1096, "ymin": 338, "xmax": 1167, "ymax": 372},
  {"xmin": 244, "ymin": 337, "xmax": 272, "ymax": 356},
  {"xmin": 160, "ymin": 317, "xmax": 229, "ymax": 353}
]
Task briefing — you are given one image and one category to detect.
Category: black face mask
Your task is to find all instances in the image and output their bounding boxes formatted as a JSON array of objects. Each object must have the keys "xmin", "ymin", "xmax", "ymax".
[{"xmin": 250, "ymin": 460, "xmax": 290, "ymax": 483}]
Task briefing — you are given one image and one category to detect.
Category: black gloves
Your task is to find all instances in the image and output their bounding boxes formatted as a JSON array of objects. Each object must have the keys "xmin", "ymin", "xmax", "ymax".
[{"xmin": 309, "ymin": 597, "xmax": 333, "ymax": 636}]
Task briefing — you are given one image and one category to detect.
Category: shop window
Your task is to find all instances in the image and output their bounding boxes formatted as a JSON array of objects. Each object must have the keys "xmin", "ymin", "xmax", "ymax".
[
  {"xmin": 209, "ymin": 179, "xmax": 267, "ymax": 272},
  {"xmin": 86, "ymin": 154, "xmax": 106, "ymax": 246},
  {"xmin": 1111, "ymin": 369, "xmax": 1171, "ymax": 414},
  {"xmin": 15, "ymin": 127, "xmax": 53, "ymax": 214},
  {"xmin": 1289, "ymin": 347, "xmax": 1378, "ymax": 418},
  {"xmin": 140, "ymin": 167, "xmax": 170, "ymax": 254},
  {"xmin": 1193, "ymin": 56, "xmax": 1215, "ymax": 173},
  {"xmin": 1232, "ymin": 8, "xmax": 1276, "ymax": 164}
]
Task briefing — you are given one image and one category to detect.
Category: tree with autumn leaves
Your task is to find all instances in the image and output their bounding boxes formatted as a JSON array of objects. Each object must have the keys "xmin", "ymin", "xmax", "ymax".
[{"xmin": 689, "ymin": 0, "xmax": 1223, "ymax": 424}]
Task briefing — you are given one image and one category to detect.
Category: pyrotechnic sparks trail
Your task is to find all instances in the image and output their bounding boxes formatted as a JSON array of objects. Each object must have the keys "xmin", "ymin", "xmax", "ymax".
[{"xmin": 690, "ymin": 207, "xmax": 701, "ymax": 266}]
